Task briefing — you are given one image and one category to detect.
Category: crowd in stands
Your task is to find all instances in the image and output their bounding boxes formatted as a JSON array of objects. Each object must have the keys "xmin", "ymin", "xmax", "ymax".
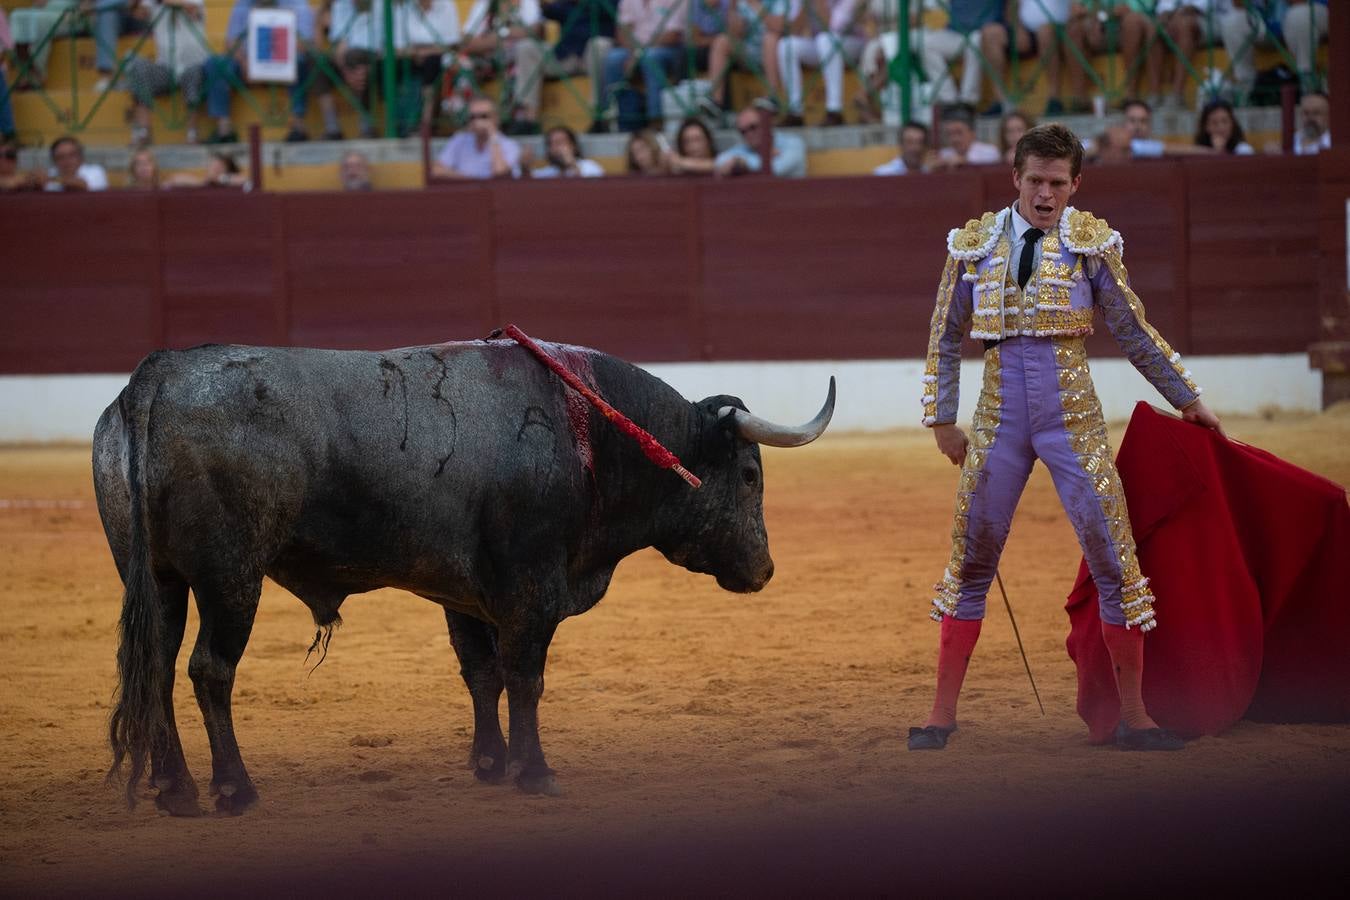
[{"xmin": 0, "ymin": 1, "xmax": 1334, "ymax": 188}]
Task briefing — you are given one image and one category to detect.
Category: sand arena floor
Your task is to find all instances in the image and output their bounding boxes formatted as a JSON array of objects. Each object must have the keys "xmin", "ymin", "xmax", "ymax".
[{"xmin": 2, "ymin": 408, "xmax": 1349, "ymax": 895}]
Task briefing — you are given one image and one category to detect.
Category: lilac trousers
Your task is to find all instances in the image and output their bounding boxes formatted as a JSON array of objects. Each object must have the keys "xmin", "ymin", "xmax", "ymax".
[{"xmin": 933, "ymin": 335, "xmax": 1152, "ymax": 628}]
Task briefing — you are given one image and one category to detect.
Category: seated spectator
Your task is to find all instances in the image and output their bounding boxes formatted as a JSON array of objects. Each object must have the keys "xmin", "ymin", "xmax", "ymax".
[
  {"xmin": 596, "ymin": 0, "xmax": 688, "ymax": 133},
  {"xmin": 1195, "ymin": 98, "xmax": 1253, "ymax": 154},
  {"xmin": 716, "ymin": 103, "xmax": 806, "ymax": 176},
  {"xmin": 315, "ymin": 0, "xmax": 398, "ymax": 140},
  {"xmin": 339, "ymin": 149, "xmax": 373, "ymax": 189},
  {"xmin": 998, "ymin": 109, "xmax": 1033, "ymax": 165},
  {"xmin": 1122, "ymin": 96, "xmax": 1165, "ymax": 157},
  {"xmin": 1217, "ymin": 0, "xmax": 1289, "ymax": 103},
  {"xmin": 668, "ymin": 116, "xmax": 717, "ymax": 175},
  {"xmin": 431, "ymin": 95, "xmax": 523, "ymax": 178},
  {"xmin": 204, "ymin": 0, "xmax": 318, "ymax": 143},
  {"xmin": 126, "ymin": 147, "xmax": 160, "ymax": 188},
  {"xmin": 930, "ymin": 103, "xmax": 999, "ymax": 169},
  {"xmin": 778, "ymin": 0, "xmax": 866, "ymax": 127},
  {"xmin": 8, "ymin": 1, "xmax": 80, "ymax": 91},
  {"xmin": 1018, "ymin": 0, "xmax": 1073, "ymax": 114},
  {"xmin": 455, "ymin": 0, "xmax": 545, "ymax": 135},
  {"xmin": 1293, "ymin": 90, "xmax": 1329, "ymax": 155},
  {"xmin": 399, "ymin": 0, "xmax": 463, "ymax": 133},
  {"xmin": 45, "ymin": 135, "xmax": 108, "ymax": 191},
  {"xmin": 708, "ymin": 0, "xmax": 787, "ymax": 118},
  {"xmin": 518, "ymin": 2, "xmax": 616, "ymax": 136},
  {"xmin": 1066, "ymin": 2, "xmax": 1151, "ymax": 107},
  {"xmin": 1282, "ymin": 0, "xmax": 1328, "ymax": 91},
  {"xmin": 122, "ymin": 0, "xmax": 210, "ymax": 146},
  {"xmin": 164, "ymin": 150, "xmax": 249, "ymax": 187},
  {"xmin": 873, "ymin": 119, "xmax": 930, "ymax": 175},
  {"xmin": 0, "ymin": 138, "xmax": 44, "ymax": 191},
  {"xmin": 624, "ymin": 128, "xmax": 670, "ymax": 175},
  {"xmin": 871, "ymin": 0, "xmax": 1006, "ymax": 118},
  {"xmin": 1154, "ymin": 0, "xmax": 1227, "ymax": 111},
  {"xmin": 533, "ymin": 125, "xmax": 605, "ymax": 177},
  {"xmin": 88, "ymin": 0, "xmax": 149, "ymax": 94},
  {"xmin": 1093, "ymin": 123, "xmax": 1134, "ymax": 164}
]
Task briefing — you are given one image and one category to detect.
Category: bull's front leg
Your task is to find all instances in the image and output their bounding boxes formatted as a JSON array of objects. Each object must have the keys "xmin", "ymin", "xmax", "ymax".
[
  {"xmin": 444, "ymin": 609, "xmax": 508, "ymax": 783},
  {"xmin": 499, "ymin": 620, "xmax": 560, "ymax": 796}
]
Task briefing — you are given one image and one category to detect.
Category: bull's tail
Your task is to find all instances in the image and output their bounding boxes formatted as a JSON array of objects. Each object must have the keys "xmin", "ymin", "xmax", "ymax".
[{"xmin": 106, "ymin": 368, "xmax": 169, "ymax": 808}]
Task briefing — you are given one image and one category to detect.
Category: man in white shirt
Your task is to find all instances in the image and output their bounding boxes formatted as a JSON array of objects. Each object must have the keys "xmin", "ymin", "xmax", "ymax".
[
  {"xmin": 873, "ymin": 120, "xmax": 930, "ymax": 175},
  {"xmin": 45, "ymin": 136, "xmax": 108, "ymax": 191},
  {"xmin": 1293, "ymin": 91, "xmax": 1330, "ymax": 156},
  {"xmin": 431, "ymin": 94, "xmax": 523, "ymax": 178},
  {"xmin": 458, "ymin": 0, "xmax": 545, "ymax": 133}
]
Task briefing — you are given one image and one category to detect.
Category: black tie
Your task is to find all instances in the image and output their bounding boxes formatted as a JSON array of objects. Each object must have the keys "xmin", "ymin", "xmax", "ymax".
[{"xmin": 1018, "ymin": 228, "xmax": 1044, "ymax": 289}]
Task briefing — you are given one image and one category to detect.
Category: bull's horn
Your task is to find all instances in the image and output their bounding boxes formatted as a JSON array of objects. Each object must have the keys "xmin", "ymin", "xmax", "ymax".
[{"xmin": 719, "ymin": 377, "xmax": 836, "ymax": 448}]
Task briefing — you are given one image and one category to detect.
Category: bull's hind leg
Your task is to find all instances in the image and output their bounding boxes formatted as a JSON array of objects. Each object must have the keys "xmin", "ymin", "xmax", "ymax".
[
  {"xmin": 187, "ymin": 575, "xmax": 263, "ymax": 815},
  {"xmin": 499, "ymin": 621, "xmax": 560, "ymax": 796},
  {"xmin": 150, "ymin": 576, "xmax": 202, "ymax": 817},
  {"xmin": 445, "ymin": 610, "xmax": 508, "ymax": 783}
]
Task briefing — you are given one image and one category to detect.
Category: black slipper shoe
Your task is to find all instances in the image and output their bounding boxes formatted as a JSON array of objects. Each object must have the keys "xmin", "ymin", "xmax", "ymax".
[
  {"xmin": 907, "ymin": 725, "xmax": 956, "ymax": 751},
  {"xmin": 1115, "ymin": 722, "xmax": 1185, "ymax": 751}
]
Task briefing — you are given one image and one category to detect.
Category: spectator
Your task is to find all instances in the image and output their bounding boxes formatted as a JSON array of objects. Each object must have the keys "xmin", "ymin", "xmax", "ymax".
[
  {"xmin": 596, "ymin": 0, "xmax": 689, "ymax": 133},
  {"xmin": 0, "ymin": 8, "xmax": 14, "ymax": 138},
  {"xmin": 126, "ymin": 147, "xmax": 160, "ymax": 187},
  {"xmin": 873, "ymin": 119, "xmax": 930, "ymax": 175},
  {"xmin": 517, "ymin": 1, "xmax": 615, "ymax": 136},
  {"xmin": 708, "ymin": 0, "xmax": 788, "ymax": 118},
  {"xmin": 458, "ymin": 0, "xmax": 545, "ymax": 134},
  {"xmin": 339, "ymin": 149, "xmax": 373, "ymax": 189},
  {"xmin": 1014, "ymin": 0, "xmax": 1073, "ymax": 114},
  {"xmin": 715, "ymin": 103, "xmax": 806, "ymax": 176},
  {"xmin": 1282, "ymin": 1, "xmax": 1328, "ymax": 91},
  {"xmin": 871, "ymin": 0, "xmax": 1007, "ymax": 117},
  {"xmin": 8, "ymin": 1, "xmax": 80, "ymax": 91},
  {"xmin": 668, "ymin": 116, "xmax": 717, "ymax": 175},
  {"xmin": 45, "ymin": 135, "xmax": 108, "ymax": 191},
  {"xmin": 1094, "ymin": 122, "xmax": 1134, "ymax": 163},
  {"xmin": 1066, "ymin": 2, "xmax": 1152, "ymax": 106},
  {"xmin": 315, "ymin": 0, "xmax": 400, "ymax": 140},
  {"xmin": 533, "ymin": 124, "xmax": 605, "ymax": 176},
  {"xmin": 624, "ymin": 128, "xmax": 670, "ymax": 174},
  {"xmin": 164, "ymin": 150, "xmax": 249, "ymax": 187},
  {"xmin": 1217, "ymin": 0, "xmax": 1288, "ymax": 103},
  {"xmin": 1122, "ymin": 96, "xmax": 1165, "ymax": 157},
  {"xmin": 931, "ymin": 103, "xmax": 999, "ymax": 169},
  {"xmin": 1194, "ymin": 98, "xmax": 1252, "ymax": 154},
  {"xmin": 431, "ymin": 94, "xmax": 523, "ymax": 178},
  {"xmin": 778, "ymin": 0, "xmax": 867, "ymax": 127},
  {"xmin": 89, "ymin": 1, "xmax": 148, "ymax": 94},
  {"xmin": 204, "ymin": 0, "xmax": 319, "ymax": 143},
  {"xmin": 1292, "ymin": 90, "xmax": 1329, "ymax": 155},
  {"xmin": 122, "ymin": 0, "xmax": 210, "ymax": 146},
  {"xmin": 998, "ymin": 109, "xmax": 1033, "ymax": 164},
  {"xmin": 0, "ymin": 138, "xmax": 44, "ymax": 191},
  {"xmin": 1155, "ymin": 1, "xmax": 1230, "ymax": 110},
  {"xmin": 399, "ymin": 0, "xmax": 463, "ymax": 133}
]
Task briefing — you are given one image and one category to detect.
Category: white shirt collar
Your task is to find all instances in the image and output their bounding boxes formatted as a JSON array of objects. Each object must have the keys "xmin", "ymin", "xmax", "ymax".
[{"xmin": 1010, "ymin": 203, "xmax": 1041, "ymax": 239}]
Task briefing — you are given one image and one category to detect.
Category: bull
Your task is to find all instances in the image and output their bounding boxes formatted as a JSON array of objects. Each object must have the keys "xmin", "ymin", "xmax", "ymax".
[{"xmin": 93, "ymin": 338, "xmax": 834, "ymax": 815}]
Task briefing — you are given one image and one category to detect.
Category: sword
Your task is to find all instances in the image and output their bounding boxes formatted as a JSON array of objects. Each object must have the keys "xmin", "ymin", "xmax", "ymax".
[{"xmin": 996, "ymin": 571, "xmax": 1044, "ymax": 716}]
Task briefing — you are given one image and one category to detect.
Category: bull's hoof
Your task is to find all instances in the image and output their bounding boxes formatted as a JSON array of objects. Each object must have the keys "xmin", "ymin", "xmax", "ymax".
[
  {"xmin": 514, "ymin": 766, "xmax": 561, "ymax": 797},
  {"xmin": 153, "ymin": 777, "xmax": 202, "ymax": 818},
  {"xmin": 471, "ymin": 752, "xmax": 507, "ymax": 784},
  {"xmin": 211, "ymin": 779, "xmax": 259, "ymax": 816}
]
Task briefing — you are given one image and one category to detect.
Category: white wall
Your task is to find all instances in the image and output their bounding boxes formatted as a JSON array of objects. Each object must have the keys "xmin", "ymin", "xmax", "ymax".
[{"xmin": 0, "ymin": 355, "xmax": 1321, "ymax": 443}]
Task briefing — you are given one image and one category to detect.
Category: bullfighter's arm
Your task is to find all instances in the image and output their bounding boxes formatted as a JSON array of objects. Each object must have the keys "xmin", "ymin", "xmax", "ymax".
[{"xmin": 921, "ymin": 254, "xmax": 974, "ymax": 428}]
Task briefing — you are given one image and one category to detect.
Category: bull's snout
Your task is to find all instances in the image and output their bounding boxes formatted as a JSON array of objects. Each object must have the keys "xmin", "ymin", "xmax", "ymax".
[{"xmin": 718, "ymin": 557, "xmax": 774, "ymax": 593}]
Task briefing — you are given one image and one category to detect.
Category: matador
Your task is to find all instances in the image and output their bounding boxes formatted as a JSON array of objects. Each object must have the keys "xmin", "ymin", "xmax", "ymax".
[{"xmin": 909, "ymin": 124, "xmax": 1224, "ymax": 752}]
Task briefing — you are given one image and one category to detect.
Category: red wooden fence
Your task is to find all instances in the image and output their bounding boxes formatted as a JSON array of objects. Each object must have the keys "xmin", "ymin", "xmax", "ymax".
[{"xmin": 1, "ymin": 156, "xmax": 1331, "ymax": 375}]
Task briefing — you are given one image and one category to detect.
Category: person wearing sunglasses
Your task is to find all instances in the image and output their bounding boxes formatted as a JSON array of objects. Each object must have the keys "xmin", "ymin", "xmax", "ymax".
[
  {"xmin": 714, "ymin": 103, "xmax": 806, "ymax": 177},
  {"xmin": 431, "ymin": 94, "xmax": 524, "ymax": 179}
]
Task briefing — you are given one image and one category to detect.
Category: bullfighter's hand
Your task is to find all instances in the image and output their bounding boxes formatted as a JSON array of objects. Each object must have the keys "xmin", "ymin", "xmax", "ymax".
[
  {"xmin": 1181, "ymin": 398, "xmax": 1225, "ymax": 438},
  {"xmin": 933, "ymin": 423, "xmax": 969, "ymax": 467}
]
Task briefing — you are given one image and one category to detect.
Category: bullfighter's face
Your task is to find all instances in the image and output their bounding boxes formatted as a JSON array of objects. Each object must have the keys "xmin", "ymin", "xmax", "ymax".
[{"xmin": 1013, "ymin": 155, "xmax": 1080, "ymax": 231}]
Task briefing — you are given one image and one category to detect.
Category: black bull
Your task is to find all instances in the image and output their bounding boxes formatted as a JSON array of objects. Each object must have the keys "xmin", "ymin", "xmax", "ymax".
[{"xmin": 93, "ymin": 339, "xmax": 834, "ymax": 815}]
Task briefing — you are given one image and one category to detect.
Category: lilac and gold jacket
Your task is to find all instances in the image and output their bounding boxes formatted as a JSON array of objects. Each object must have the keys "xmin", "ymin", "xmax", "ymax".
[{"xmin": 920, "ymin": 206, "xmax": 1202, "ymax": 427}]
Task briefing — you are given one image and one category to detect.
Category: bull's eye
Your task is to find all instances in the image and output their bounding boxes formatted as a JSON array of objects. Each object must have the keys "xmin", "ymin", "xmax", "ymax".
[{"xmin": 741, "ymin": 466, "xmax": 759, "ymax": 487}]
